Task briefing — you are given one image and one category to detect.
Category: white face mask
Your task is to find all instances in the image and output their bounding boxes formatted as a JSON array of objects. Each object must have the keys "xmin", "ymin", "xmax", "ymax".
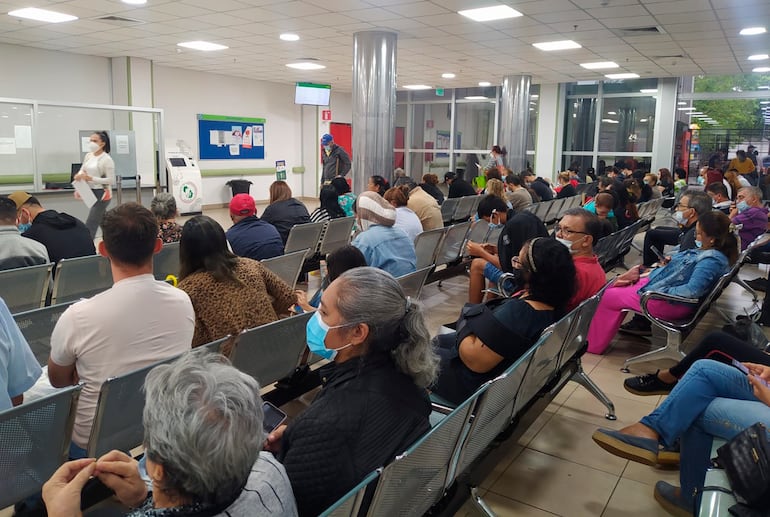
[
  {"xmin": 88, "ymin": 141, "xmax": 101, "ymax": 153},
  {"xmin": 673, "ymin": 210, "xmax": 687, "ymax": 224},
  {"xmin": 556, "ymin": 236, "xmax": 577, "ymax": 254}
]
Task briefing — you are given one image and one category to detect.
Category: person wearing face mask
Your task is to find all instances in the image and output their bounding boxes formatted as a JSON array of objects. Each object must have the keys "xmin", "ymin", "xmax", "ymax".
[
  {"xmin": 351, "ymin": 191, "xmax": 416, "ymax": 277},
  {"xmin": 704, "ymin": 182, "xmax": 732, "ymax": 214},
  {"xmin": 0, "ymin": 196, "xmax": 49, "ymax": 271},
  {"xmin": 466, "ymin": 196, "xmax": 514, "ymax": 304},
  {"xmin": 730, "ymin": 186, "xmax": 768, "ymax": 251},
  {"xmin": 73, "ymin": 130, "xmax": 115, "ymax": 238},
  {"xmin": 432, "ymin": 238, "xmax": 576, "ymax": 405},
  {"xmin": 319, "ymin": 133, "xmax": 351, "ymax": 183},
  {"xmin": 587, "ymin": 211, "xmax": 736, "ymax": 355},
  {"xmin": 554, "ymin": 209, "xmax": 607, "ymax": 311},
  {"xmin": 264, "ymin": 267, "xmax": 438, "ymax": 516},
  {"xmin": 504, "ymin": 173, "xmax": 533, "ymax": 212}
]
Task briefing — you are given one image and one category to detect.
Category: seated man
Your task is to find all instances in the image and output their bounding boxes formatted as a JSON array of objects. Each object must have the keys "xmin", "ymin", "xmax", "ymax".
[
  {"xmin": 504, "ymin": 174, "xmax": 532, "ymax": 212},
  {"xmin": 352, "ymin": 192, "xmax": 416, "ymax": 277},
  {"xmin": 641, "ymin": 189, "xmax": 711, "ymax": 267},
  {"xmin": 466, "ymin": 195, "xmax": 511, "ymax": 303},
  {"xmin": 0, "ymin": 196, "xmax": 49, "ymax": 271},
  {"xmin": 704, "ymin": 182, "xmax": 732, "ymax": 214},
  {"xmin": 730, "ymin": 186, "xmax": 768, "ymax": 250},
  {"xmin": 593, "ymin": 192, "xmax": 618, "ymax": 235},
  {"xmin": 0, "ymin": 296, "xmax": 41, "ymax": 411},
  {"xmin": 226, "ymin": 194, "xmax": 284, "ymax": 261},
  {"xmin": 48, "ymin": 203, "xmax": 195, "ymax": 458},
  {"xmin": 407, "ymin": 183, "xmax": 443, "ymax": 230},
  {"xmin": 9, "ymin": 191, "xmax": 95, "ymax": 264}
]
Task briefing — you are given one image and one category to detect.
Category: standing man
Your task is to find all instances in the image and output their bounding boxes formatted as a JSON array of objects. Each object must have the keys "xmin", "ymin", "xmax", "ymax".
[{"xmin": 320, "ymin": 134, "xmax": 351, "ymax": 183}]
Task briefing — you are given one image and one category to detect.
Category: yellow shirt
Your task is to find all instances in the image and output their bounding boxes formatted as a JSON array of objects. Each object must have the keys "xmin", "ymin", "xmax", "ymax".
[{"xmin": 728, "ymin": 157, "xmax": 756, "ymax": 175}]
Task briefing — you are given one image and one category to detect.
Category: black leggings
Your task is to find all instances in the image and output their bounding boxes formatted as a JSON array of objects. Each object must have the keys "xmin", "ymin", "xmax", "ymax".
[{"xmin": 669, "ymin": 331, "xmax": 770, "ymax": 378}]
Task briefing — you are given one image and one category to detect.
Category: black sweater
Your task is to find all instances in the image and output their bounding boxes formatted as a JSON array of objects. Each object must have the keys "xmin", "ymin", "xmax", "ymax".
[{"xmin": 23, "ymin": 210, "xmax": 95, "ymax": 264}]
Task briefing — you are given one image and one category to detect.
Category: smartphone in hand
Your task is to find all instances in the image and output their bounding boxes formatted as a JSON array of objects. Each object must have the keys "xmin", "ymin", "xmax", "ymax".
[
  {"xmin": 263, "ymin": 401, "xmax": 287, "ymax": 434},
  {"xmin": 732, "ymin": 359, "xmax": 770, "ymax": 388},
  {"xmin": 650, "ymin": 245, "xmax": 666, "ymax": 263}
]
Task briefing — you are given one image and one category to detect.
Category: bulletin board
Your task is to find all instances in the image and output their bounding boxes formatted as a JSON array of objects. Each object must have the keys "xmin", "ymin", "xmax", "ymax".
[{"xmin": 197, "ymin": 114, "xmax": 265, "ymax": 160}]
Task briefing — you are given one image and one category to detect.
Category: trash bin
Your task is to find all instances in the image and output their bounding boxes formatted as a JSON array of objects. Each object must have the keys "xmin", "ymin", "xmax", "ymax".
[{"xmin": 226, "ymin": 179, "xmax": 252, "ymax": 197}]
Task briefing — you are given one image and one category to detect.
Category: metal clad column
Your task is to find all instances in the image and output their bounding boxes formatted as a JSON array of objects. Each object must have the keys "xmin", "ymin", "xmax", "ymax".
[
  {"xmin": 499, "ymin": 75, "xmax": 531, "ymax": 173},
  {"xmin": 352, "ymin": 31, "xmax": 397, "ymax": 194}
]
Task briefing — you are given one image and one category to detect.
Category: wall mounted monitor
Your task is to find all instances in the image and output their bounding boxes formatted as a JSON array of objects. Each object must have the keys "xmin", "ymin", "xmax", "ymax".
[{"xmin": 295, "ymin": 82, "xmax": 331, "ymax": 106}]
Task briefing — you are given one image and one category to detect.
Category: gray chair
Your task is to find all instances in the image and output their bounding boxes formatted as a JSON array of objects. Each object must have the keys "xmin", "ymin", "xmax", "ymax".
[
  {"xmin": 285, "ymin": 221, "xmax": 325, "ymax": 255},
  {"xmin": 86, "ymin": 354, "xmax": 183, "ymax": 458},
  {"xmin": 465, "ymin": 219, "xmax": 490, "ymax": 247},
  {"xmin": 365, "ymin": 392, "xmax": 478, "ymax": 517},
  {"xmin": 261, "ymin": 249, "xmax": 309, "ymax": 290},
  {"xmin": 230, "ymin": 312, "xmax": 312, "ymax": 387},
  {"xmin": 452, "ymin": 195, "xmax": 477, "ymax": 222},
  {"xmin": 397, "ymin": 266, "xmax": 433, "ymax": 300},
  {"xmin": 52, "ymin": 255, "xmax": 113, "ymax": 305},
  {"xmin": 319, "ymin": 217, "xmax": 355, "ymax": 256},
  {"xmin": 320, "ymin": 470, "xmax": 379, "ymax": 517},
  {"xmin": 434, "ymin": 222, "xmax": 471, "ymax": 267},
  {"xmin": 0, "ymin": 263, "xmax": 52, "ymax": 314},
  {"xmin": 0, "ymin": 384, "xmax": 82, "ymax": 507},
  {"xmin": 153, "ymin": 241, "xmax": 180, "ymax": 281},
  {"xmin": 13, "ymin": 302, "xmax": 75, "ymax": 366},
  {"xmin": 440, "ymin": 198, "xmax": 460, "ymax": 224},
  {"xmin": 413, "ymin": 228, "xmax": 445, "ymax": 269}
]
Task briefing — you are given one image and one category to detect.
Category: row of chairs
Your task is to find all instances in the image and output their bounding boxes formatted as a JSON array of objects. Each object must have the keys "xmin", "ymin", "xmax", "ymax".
[
  {"xmin": 440, "ymin": 195, "xmax": 482, "ymax": 225},
  {"xmin": 321, "ymin": 283, "xmax": 614, "ymax": 516},
  {"xmin": 414, "ymin": 219, "xmax": 500, "ymax": 274},
  {"xmin": 594, "ymin": 220, "xmax": 644, "ymax": 271},
  {"xmin": 524, "ymin": 194, "xmax": 582, "ymax": 225},
  {"xmin": 283, "ymin": 217, "xmax": 356, "ymax": 259}
]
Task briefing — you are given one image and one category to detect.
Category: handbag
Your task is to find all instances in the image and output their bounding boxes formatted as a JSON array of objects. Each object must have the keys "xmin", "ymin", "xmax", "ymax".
[
  {"xmin": 716, "ymin": 422, "xmax": 770, "ymax": 508},
  {"xmin": 722, "ymin": 318, "xmax": 770, "ymax": 352}
]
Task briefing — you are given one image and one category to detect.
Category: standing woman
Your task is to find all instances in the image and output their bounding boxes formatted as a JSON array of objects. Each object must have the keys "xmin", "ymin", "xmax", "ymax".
[{"xmin": 74, "ymin": 131, "xmax": 115, "ymax": 238}]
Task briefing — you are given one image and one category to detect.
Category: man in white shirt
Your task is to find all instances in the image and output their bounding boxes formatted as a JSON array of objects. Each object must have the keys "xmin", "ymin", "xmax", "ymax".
[
  {"xmin": 0, "ymin": 296, "xmax": 41, "ymax": 411},
  {"xmin": 48, "ymin": 203, "xmax": 194, "ymax": 458}
]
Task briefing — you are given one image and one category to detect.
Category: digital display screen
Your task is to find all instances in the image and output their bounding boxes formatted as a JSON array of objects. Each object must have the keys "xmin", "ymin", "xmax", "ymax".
[
  {"xmin": 295, "ymin": 82, "xmax": 331, "ymax": 106},
  {"xmin": 169, "ymin": 157, "xmax": 186, "ymax": 167}
]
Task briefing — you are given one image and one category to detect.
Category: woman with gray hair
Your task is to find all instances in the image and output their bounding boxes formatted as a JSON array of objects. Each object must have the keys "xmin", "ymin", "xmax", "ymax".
[
  {"xmin": 265, "ymin": 267, "xmax": 438, "ymax": 516},
  {"xmin": 150, "ymin": 192, "xmax": 182, "ymax": 243},
  {"xmin": 42, "ymin": 350, "xmax": 298, "ymax": 516}
]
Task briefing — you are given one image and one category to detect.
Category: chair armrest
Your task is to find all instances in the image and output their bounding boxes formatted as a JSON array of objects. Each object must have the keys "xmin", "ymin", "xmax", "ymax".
[
  {"xmin": 497, "ymin": 272, "xmax": 518, "ymax": 297},
  {"xmin": 639, "ymin": 290, "xmax": 700, "ymax": 331}
]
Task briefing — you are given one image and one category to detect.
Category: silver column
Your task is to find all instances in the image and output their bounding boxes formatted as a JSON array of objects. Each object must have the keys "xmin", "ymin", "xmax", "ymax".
[
  {"xmin": 352, "ymin": 31, "xmax": 397, "ymax": 194},
  {"xmin": 499, "ymin": 74, "xmax": 531, "ymax": 173}
]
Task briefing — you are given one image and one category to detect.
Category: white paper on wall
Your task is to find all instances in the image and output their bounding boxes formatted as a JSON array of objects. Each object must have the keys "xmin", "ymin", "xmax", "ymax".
[
  {"xmin": 0, "ymin": 137, "xmax": 16, "ymax": 154},
  {"xmin": 115, "ymin": 134, "xmax": 130, "ymax": 154},
  {"xmin": 14, "ymin": 125, "xmax": 32, "ymax": 148}
]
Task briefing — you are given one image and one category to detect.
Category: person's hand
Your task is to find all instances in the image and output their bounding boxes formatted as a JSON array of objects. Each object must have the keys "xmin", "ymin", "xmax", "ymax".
[
  {"xmin": 483, "ymin": 243, "xmax": 498, "ymax": 254},
  {"xmin": 73, "ymin": 190, "xmax": 81, "ymax": 200},
  {"xmin": 102, "ymin": 190, "xmax": 112, "ymax": 202},
  {"xmin": 42, "ymin": 458, "xmax": 96, "ymax": 517},
  {"xmin": 748, "ymin": 375, "xmax": 770, "ymax": 407},
  {"xmin": 466, "ymin": 241, "xmax": 484, "ymax": 257},
  {"xmin": 294, "ymin": 290, "xmax": 314, "ymax": 313},
  {"xmin": 94, "ymin": 450, "xmax": 147, "ymax": 508},
  {"xmin": 264, "ymin": 424, "xmax": 287, "ymax": 454},
  {"xmin": 614, "ymin": 265, "xmax": 642, "ymax": 287},
  {"xmin": 745, "ymin": 363, "xmax": 770, "ymax": 381}
]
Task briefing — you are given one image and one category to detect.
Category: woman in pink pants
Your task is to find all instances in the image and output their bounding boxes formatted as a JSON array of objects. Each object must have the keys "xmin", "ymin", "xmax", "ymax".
[{"xmin": 587, "ymin": 211, "xmax": 737, "ymax": 354}]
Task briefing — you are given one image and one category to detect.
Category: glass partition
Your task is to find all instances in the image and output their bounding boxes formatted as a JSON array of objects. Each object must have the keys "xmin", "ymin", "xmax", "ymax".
[
  {"xmin": 564, "ymin": 98, "xmax": 597, "ymax": 152},
  {"xmin": 598, "ymin": 96, "xmax": 656, "ymax": 153},
  {"xmin": 0, "ymin": 103, "xmax": 35, "ymax": 188},
  {"xmin": 455, "ymin": 101, "xmax": 495, "ymax": 150}
]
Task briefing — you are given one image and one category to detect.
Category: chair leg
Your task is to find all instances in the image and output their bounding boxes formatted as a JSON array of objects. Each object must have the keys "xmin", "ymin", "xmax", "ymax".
[
  {"xmin": 733, "ymin": 278, "xmax": 759, "ymax": 303},
  {"xmin": 469, "ymin": 486, "xmax": 496, "ymax": 517},
  {"xmin": 622, "ymin": 331, "xmax": 685, "ymax": 370},
  {"xmin": 570, "ymin": 363, "xmax": 617, "ymax": 420}
]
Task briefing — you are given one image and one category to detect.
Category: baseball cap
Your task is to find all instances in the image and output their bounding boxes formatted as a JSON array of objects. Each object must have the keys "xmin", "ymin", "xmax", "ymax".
[
  {"xmin": 321, "ymin": 134, "xmax": 333, "ymax": 145},
  {"xmin": 7, "ymin": 191, "xmax": 31, "ymax": 209},
  {"xmin": 229, "ymin": 194, "xmax": 256, "ymax": 217},
  {"xmin": 444, "ymin": 171, "xmax": 456, "ymax": 182}
]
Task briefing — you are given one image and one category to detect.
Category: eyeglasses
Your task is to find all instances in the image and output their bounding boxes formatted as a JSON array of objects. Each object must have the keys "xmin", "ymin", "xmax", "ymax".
[
  {"xmin": 676, "ymin": 203, "xmax": 690, "ymax": 210},
  {"xmin": 511, "ymin": 256, "xmax": 522, "ymax": 268},
  {"xmin": 554, "ymin": 224, "xmax": 588, "ymax": 237}
]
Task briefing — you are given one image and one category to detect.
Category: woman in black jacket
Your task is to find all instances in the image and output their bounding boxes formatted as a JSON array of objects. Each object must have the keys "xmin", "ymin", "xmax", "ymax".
[
  {"xmin": 261, "ymin": 181, "xmax": 311, "ymax": 243},
  {"xmin": 265, "ymin": 267, "xmax": 439, "ymax": 516}
]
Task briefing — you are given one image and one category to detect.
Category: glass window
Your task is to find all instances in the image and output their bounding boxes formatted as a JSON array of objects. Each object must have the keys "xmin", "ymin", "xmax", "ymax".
[
  {"xmin": 396, "ymin": 91, "xmax": 408, "ymax": 102},
  {"xmin": 563, "ymin": 98, "xmax": 597, "ymax": 152},
  {"xmin": 0, "ymin": 102, "xmax": 35, "ymax": 188},
  {"xmin": 598, "ymin": 155, "xmax": 652, "ymax": 173},
  {"xmin": 598, "ymin": 97, "xmax": 656, "ymax": 153},
  {"xmin": 692, "ymin": 73, "xmax": 770, "ymax": 94},
  {"xmin": 411, "ymin": 89, "xmax": 449, "ymax": 102},
  {"xmin": 455, "ymin": 101, "xmax": 495, "ymax": 150},
  {"xmin": 411, "ymin": 103, "xmax": 451, "ymax": 151},
  {"xmin": 566, "ymin": 82, "xmax": 598, "ymax": 96},
  {"xmin": 456, "ymin": 86, "xmax": 497, "ymax": 100},
  {"xmin": 527, "ymin": 85, "xmax": 540, "ymax": 152},
  {"xmin": 407, "ymin": 152, "xmax": 450, "ymax": 180},
  {"xmin": 561, "ymin": 155, "xmax": 593, "ymax": 174},
  {"xmin": 602, "ymin": 78, "xmax": 658, "ymax": 95}
]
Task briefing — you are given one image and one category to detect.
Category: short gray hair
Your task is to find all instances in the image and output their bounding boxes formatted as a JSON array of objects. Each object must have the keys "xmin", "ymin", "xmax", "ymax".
[
  {"xmin": 739, "ymin": 186, "xmax": 763, "ymax": 203},
  {"xmin": 683, "ymin": 190, "xmax": 712, "ymax": 217},
  {"xmin": 142, "ymin": 349, "xmax": 264, "ymax": 505},
  {"xmin": 150, "ymin": 192, "xmax": 177, "ymax": 220},
  {"xmin": 334, "ymin": 267, "xmax": 439, "ymax": 388}
]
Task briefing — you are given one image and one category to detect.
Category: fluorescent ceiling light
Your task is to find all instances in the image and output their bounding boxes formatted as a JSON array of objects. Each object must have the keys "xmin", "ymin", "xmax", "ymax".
[
  {"xmin": 607, "ymin": 111, "xmax": 617, "ymax": 115},
  {"xmin": 601, "ymin": 119, "xmax": 619, "ymax": 124},
  {"xmin": 403, "ymin": 84, "xmax": 432, "ymax": 90},
  {"xmin": 639, "ymin": 118, "xmax": 648, "ymax": 122},
  {"xmin": 753, "ymin": 67, "xmax": 770, "ymax": 73},
  {"xmin": 280, "ymin": 33, "xmax": 300, "ymax": 41},
  {"xmin": 464, "ymin": 96, "xmax": 488, "ymax": 100},
  {"xmin": 8, "ymin": 7, "xmax": 77, "ymax": 23},
  {"xmin": 740, "ymin": 27, "xmax": 767, "ymax": 36},
  {"xmin": 640, "ymin": 88, "xmax": 658, "ymax": 93},
  {"xmin": 121, "ymin": 0, "xmax": 147, "ymax": 4},
  {"xmin": 580, "ymin": 61, "xmax": 618, "ymax": 70},
  {"xmin": 690, "ymin": 111, "xmax": 704, "ymax": 115},
  {"xmin": 478, "ymin": 81, "xmax": 491, "ymax": 87},
  {"xmin": 286, "ymin": 62, "xmax": 326, "ymax": 70},
  {"xmin": 749, "ymin": 54, "xmax": 769, "ymax": 61},
  {"xmin": 759, "ymin": 86, "xmax": 770, "ymax": 89},
  {"xmin": 533, "ymin": 40, "xmax": 581, "ymax": 51},
  {"xmin": 605, "ymin": 73, "xmax": 640, "ymax": 79},
  {"xmin": 458, "ymin": 5, "xmax": 522, "ymax": 22},
  {"xmin": 442, "ymin": 73, "xmax": 456, "ymax": 79},
  {"xmin": 531, "ymin": 94, "xmax": 539, "ymax": 99},
  {"xmin": 760, "ymin": 101, "xmax": 770, "ymax": 104},
  {"xmin": 178, "ymin": 41, "xmax": 228, "ymax": 51},
  {"xmin": 678, "ymin": 107, "xmax": 696, "ymax": 111},
  {"xmin": 677, "ymin": 101, "xmax": 687, "ymax": 105}
]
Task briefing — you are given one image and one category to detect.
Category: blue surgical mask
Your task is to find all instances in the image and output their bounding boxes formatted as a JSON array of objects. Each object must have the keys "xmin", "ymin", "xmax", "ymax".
[
  {"xmin": 737, "ymin": 201, "xmax": 749, "ymax": 213},
  {"xmin": 695, "ymin": 239, "xmax": 703, "ymax": 248},
  {"xmin": 323, "ymin": 145, "xmax": 331, "ymax": 152},
  {"xmin": 697, "ymin": 176, "xmax": 705, "ymax": 185},
  {"xmin": 305, "ymin": 311, "xmax": 354, "ymax": 361},
  {"xmin": 17, "ymin": 223, "xmax": 32, "ymax": 233}
]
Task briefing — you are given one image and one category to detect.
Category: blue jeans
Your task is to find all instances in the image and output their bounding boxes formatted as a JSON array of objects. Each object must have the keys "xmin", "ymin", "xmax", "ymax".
[{"xmin": 640, "ymin": 360, "xmax": 770, "ymax": 507}]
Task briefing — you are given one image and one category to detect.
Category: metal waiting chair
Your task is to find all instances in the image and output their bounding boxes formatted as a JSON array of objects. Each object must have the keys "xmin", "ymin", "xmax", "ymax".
[
  {"xmin": 261, "ymin": 249, "xmax": 309, "ymax": 290},
  {"xmin": 13, "ymin": 302, "xmax": 75, "ymax": 366},
  {"xmin": 0, "ymin": 385, "xmax": 82, "ymax": 508},
  {"xmin": 434, "ymin": 222, "xmax": 472, "ymax": 268},
  {"xmin": 319, "ymin": 217, "xmax": 356, "ymax": 256},
  {"xmin": 440, "ymin": 198, "xmax": 460, "ymax": 225},
  {"xmin": 52, "ymin": 255, "xmax": 113, "ymax": 305},
  {"xmin": 452, "ymin": 195, "xmax": 478, "ymax": 222},
  {"xmin": 413, "ymin": 228, "xmax": 446, "ymax": 269},
  {"xmin": 153, "ymin": 242, "xmax": 180, "ymax": 281},
  {"xmin": 464, "ymin": 219, "xmax": 490, "ymax": 248},
  {"xmin": 397, "ymin": 267, "xmax": 433, "ymax": 300},
  {"xmin": 0, "ymin": 263, "xmax": 52, "ymax": 314},
  {"xmin": 319, "ymin": 470, "xmax": 380, "ymax": 517},
  {"xmin": 230, "ymin": 312, "xmax": 312, "ymax": 387},
  {"xmin": 285, "ymin": 221, "xmax": 325, "ymax": 255}
]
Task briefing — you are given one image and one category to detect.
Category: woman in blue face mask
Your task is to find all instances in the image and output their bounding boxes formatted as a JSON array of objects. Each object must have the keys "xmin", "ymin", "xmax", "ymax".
[{"xmin": 265, "ymin": 267, "xmax": 439, "ymax": 516}]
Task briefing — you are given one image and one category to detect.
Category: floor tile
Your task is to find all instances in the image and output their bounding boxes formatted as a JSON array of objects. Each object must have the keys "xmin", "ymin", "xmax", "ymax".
[
  {"xmin": 479, "ymin": 441, "xmax": 525, "ymax": 490},
  {"xmin": 477, "ymin": 491, "xmax": 560, "ymax": 516},
  {"xmin": 557, "ymin": 387, "xmax": 656, "ymax": 430},
  {"xmin": 621, "ymin": 460, "xmax": 680, "ymax": 487},
  {"xmin": 602, "ymin": 478, "xmax": 671, "ymax": 517},
  {"xmin": 517, "ymin": 409, "xmax": 555, "ymax": 447}
]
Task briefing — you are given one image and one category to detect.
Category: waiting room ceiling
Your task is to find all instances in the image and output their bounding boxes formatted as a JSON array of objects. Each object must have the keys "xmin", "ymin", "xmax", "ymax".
[{"xmin": 0, "ymin": 0, "xmax": 767, "ymax": 89}]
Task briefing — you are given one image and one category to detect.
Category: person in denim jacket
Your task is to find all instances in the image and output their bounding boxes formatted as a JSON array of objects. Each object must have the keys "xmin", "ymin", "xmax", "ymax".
[{"xmin": 587, "ymin": 211, "xmax": 738, "ymax": 354}]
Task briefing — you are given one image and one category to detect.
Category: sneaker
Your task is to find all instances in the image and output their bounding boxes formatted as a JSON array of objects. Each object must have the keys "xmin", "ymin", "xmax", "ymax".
[
  {"xmin": 619, "ymin": 317, "xmax": 652, "ymax": 336},
  {"xmin": 653, "ymin": 481, "xmax": 692, "ymax": 517},
  {"xmin": 746, "ymin": 277, "xmax": 767, "ymax": 292},
  {"xmin": 592, "ymin": 428, "xmax": 659, "ymax": 466},
  {"xmin": 624, "ymin": 371, "xmax": 678, "ymax": 396}
]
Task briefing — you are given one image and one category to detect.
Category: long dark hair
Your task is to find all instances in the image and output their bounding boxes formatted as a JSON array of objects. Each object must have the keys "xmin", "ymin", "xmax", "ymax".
[
  {"xmin": 698, "ymin": 211, "xmax": 739, "ymax": 265},
  {"xmin": 370, "ymin": 175, "xmax": 389, "ymax": 196},
  {"xmin": 93, "ymin": 131, "xmax": 111, "ymax": 153},
  {"xmin": 319, "ymin": 185, "xmax": 345, "ymax": 218},
  {"xmin": 179, "ymin": 215, "xmax": 241, "ymax": 284},
  {"xmin": 520, "ymin": 237, "xmax": 576, "ymax": 315}
]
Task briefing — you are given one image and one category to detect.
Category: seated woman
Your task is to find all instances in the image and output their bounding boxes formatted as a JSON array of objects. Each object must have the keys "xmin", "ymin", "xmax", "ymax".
[
  {"xmin": 261, "ymin": 181, "xmax": 311, "ymax": 243},
  {"xmin": 43, "ymin": 350, "xmax": 298, "ymax": 516},
  {"xmin": 265, "ymin": 267, "xmax": 438, "ymax": 516},
  {"xmin": 624, "ymin": 330, "xmax": 770, "ymax": 395},
  {"xmin": 593, "ymin": 192, "xmax": 618, "ymax": 235},
  {"xmin": 177, "ymin": 216, "xmax": 296, "ymax": 355},
  {"xmin": 432, "ymin": 238, "xmax": 576, "ymax": 405},
  {"xmin": 295, "ymin": 245, "xmax": 367, "ymax": 312},
  {"xmin": 383, "ymin": 185, "xmax": 423, "ymax": 241},
  {"xmin": 420, "ymin": 173, "xmax": 444, "ymax": 205},
  {"xmin": 587, "ymin": 211, "xmax": 737, "ymax": 355},
  {"xmin": 484, "ymin": 178, "xmax": 512, "ymax": 209},
  {"xmin": 331, "ymin": 177, "xmax": 356, "ymax": 218},
  {"xmin": 150, "ymin": 192, "xmax": 182, "ymax": 243},
  {"xmin": 593, "ymin": 359, "xmax": 770, "ymax": 515},
  {"xmin": 555, "ymin": 171, "xmax": 577, "ymax": 199},
  {"xmin": 367, "ymin": 174, "xmax": 389, "ymax": 197},
  {"xmin": 309, "ymin": 185, "xmax": 346, "ymax": 223}
]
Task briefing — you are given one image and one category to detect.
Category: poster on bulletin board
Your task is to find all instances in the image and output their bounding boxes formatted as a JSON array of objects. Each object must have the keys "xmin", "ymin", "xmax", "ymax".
[{"xmin": 197, "ymin": 114, "xmax": 266, "ymax": 160}]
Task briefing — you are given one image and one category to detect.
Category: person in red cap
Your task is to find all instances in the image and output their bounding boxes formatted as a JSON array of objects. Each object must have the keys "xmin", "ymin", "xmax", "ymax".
[{"xmin": 225, "ymin": 194, "xmax": 284, "ymax": 261}]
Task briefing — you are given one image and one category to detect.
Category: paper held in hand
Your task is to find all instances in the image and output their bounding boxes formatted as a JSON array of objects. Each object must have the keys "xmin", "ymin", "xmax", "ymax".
[{"xmin": 72, "ymin": 179, "xmax": 97, "ymax": 208}]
